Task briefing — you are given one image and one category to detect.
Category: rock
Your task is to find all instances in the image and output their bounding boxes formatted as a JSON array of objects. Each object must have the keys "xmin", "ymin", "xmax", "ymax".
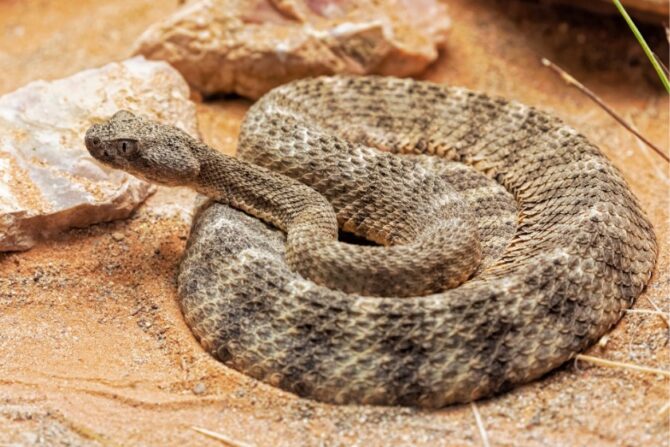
[
  {"xmin": 133, "ymin": 0, "xmax": 451, "ymax": 99},
  {"xmin": 0, "ymin": 57, "xmax": 198, "ymax": 251}
]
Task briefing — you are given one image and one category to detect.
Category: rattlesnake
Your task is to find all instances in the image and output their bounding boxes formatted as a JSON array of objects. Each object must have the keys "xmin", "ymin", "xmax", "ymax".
[{"xmin": 84, "ymin": 76, "xmax": 657, "ymax": 408}]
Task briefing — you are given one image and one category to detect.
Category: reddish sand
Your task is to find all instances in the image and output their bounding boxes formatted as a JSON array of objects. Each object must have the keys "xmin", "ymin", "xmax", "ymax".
[{"xmin": 0, "ymin": 1, "xmax": 667, "ymax": 446}]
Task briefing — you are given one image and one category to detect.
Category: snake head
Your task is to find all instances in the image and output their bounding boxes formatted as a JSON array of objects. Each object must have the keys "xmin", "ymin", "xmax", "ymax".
[{"xmin": 85, "ymin": 110, "xmax": 200, "ymax": 186}]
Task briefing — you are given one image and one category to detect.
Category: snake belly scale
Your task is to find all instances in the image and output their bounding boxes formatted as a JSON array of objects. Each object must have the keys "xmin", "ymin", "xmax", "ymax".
[{"xmin": 84, "ymin": 76, "xmax": 657, "ymax": 408}]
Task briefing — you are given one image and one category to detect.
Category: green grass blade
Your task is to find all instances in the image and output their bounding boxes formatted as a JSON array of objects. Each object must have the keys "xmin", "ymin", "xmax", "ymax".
[{"xmin": 612, "ymin": 0, "xmax": 670, "ymax": 93}]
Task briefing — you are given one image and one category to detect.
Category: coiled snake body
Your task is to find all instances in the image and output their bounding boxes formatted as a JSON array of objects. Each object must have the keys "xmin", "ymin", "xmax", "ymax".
[{"xmin": 85, "ymin": 76, "xmax": 656, "ymax": 408}]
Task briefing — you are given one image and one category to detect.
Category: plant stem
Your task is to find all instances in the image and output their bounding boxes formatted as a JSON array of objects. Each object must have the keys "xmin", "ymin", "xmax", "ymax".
[
  {"xmin": 542, "ymin": 58, "xmax": 669, "ymax": 163},
  {"xmin": 612, "ymin": 0, "xmax": 670, "ymax": 93}
]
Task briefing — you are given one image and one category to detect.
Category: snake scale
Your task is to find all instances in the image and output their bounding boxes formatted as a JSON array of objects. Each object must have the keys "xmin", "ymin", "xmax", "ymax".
[{"xmin": 85, "ymin": 76, "xmax": 657, "ymax": 408}]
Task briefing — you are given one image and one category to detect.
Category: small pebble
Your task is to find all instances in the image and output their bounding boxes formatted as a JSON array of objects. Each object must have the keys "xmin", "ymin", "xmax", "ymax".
[
  {"xmin": 597, "ymin": 335, "xmax": 609, "ymax": 349},
  {"xmin": 193, "ymin": 382, "xmax": 207, "ymax": 395},
  {"xmin": 112, "ymin": 232, "xmax": 125, "ymax": 241}
]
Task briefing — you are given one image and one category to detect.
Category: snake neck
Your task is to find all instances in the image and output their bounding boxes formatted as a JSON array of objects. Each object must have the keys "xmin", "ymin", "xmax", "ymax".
[{"xmin": 190, "ymin": 141, "xmax": 338, "ymax": 238}]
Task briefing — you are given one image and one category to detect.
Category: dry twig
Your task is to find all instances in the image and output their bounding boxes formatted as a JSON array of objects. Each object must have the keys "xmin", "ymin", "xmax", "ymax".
[
  {"xmin": 191, "ymin": 426, "xmax": 254, "ymax": 447},
  {"xmin": 652, "ymin": 53, "xmax": 669, "ymax": 77},
  {"xmin": 643, "ymin": 296, "xmax": 670, "ymax": 329},
  {"xmin": 470, "ymin": 402, "xmax": 491, "ymax": 447},
  {"xmin": 626, "ymin": 308, "xmax": 670, "ymax": 317},
  {"xmin": 541, "ymin": 58, "xmax": 669, "ymax": 163},
  {"xmin": 575, "ymin": 354, "xmax": 670, "ymax": 377}
]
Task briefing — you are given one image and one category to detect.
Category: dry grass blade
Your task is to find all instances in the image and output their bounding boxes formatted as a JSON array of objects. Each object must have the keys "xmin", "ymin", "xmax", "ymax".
[
  {"xmin": 470, "ymin": 402, "xmax": 491, "ymax": 447},
  {"xmin": 626, "ymin": 309, "xmax": 670, "ymax": 317},
  {"xmin": 657, "ymin": 401, "xmax": 670, "ymax": 417},
  {"xmin": 575, "ymin": 354, "xmax": 670, "ymax": 377},
  {"xmin": 644, "ymin": 296, "xmax": 670, "ymax": 329},
  {"xmin": 541, "ymin": 58, "xmax": 669, "ymax": 163},
  {"xmin": 191, "ymin": 426, "xmax": 254, "ymax": 447}
]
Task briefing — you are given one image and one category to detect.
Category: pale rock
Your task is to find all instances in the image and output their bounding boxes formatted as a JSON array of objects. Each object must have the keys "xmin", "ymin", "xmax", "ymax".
[
  {"xmin": 0, "ymin": 57, "xmax": 199, "ymax": 251},
  {"xmin": 133, "ymin": 0, "xmax": 451, "ymax": 99}
]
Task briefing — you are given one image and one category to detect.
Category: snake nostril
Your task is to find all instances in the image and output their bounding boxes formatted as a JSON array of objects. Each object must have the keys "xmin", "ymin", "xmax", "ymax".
[{"xmin": 85, "ymin": 134, "xmax": 101, "ymax": 148}]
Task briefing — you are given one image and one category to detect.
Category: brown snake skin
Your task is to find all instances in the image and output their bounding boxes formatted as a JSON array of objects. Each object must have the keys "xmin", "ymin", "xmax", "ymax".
[{"xmin": 84, "ymin": 76, "xmax": 657, "ymax": 408}]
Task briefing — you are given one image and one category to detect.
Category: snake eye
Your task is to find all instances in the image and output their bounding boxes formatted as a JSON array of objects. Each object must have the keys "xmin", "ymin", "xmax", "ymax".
[{"xmin": 116, "ymin": 139, "xmax": 138, "ymax": 157}]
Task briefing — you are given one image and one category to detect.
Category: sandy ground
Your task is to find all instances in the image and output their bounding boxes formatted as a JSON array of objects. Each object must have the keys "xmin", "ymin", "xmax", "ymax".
[{"xmin": 0, "ymin": 1, "xmax": 668, "ymax": 446}]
